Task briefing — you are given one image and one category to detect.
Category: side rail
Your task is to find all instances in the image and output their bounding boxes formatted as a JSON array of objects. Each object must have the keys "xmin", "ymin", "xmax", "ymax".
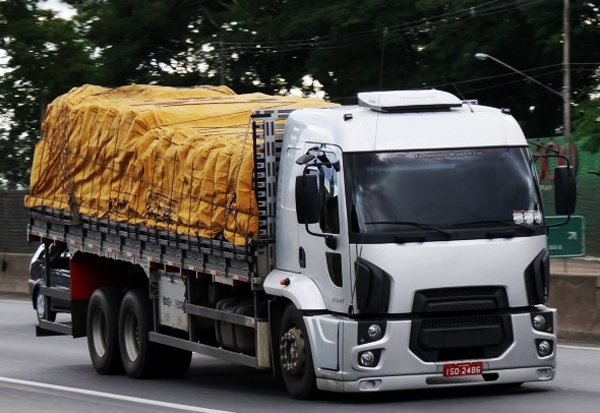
[{"xmin": 28, "ymin": 210, "xmax": 257, "ymax": 283}]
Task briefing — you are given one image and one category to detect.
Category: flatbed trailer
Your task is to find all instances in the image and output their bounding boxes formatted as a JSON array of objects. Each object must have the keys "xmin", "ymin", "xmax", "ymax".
[{"xmin": 28, "ymin": 110, "xmax": 288, "ymax": 370}]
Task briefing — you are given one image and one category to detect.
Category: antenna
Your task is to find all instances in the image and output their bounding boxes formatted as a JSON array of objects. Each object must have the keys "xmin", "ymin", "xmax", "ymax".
[
  {"xmin": 378, "ymin": 27, "xmax": 388, "ymax": 94},
  {"xmin": 452, "ymin": 83, "xmax": 465, "ymax": 100},
  {"xmin": 452, "ymin": 83, "xmax": 474, "ymax": 113}
]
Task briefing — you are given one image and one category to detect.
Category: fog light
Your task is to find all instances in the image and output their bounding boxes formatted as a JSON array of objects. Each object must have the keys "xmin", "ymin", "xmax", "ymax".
[
  {"xmin": 537, "ymin": 368, "xmax": 554, "ymax": 380},
  {"xmin": 360, "ymin": 380, "xmax": 376, "ymax": 390},
  {"xmin": 359, "ymin": 379, "xmax": 381, "ymax": 391},
  {"xmin": 367, "ymin": 324, "xmax": 382, "ymax": 340},
  {"xmin": 359, "ymin": 351, "xmax": 377, "ymax": 367},
  {"xmin": 537, "ymin": 340, "xmax": 552, "ymax": 357},
  {"xmin": 533, "ymin": 314, "xmax": 546, "ymax": 331}
]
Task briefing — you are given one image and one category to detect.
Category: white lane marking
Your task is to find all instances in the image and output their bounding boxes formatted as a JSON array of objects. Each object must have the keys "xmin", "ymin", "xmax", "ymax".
[
  {"xmin": 0, "ymin": 377, "xmax": 234, "ymax": 413},
  {"xmin": 558, "ymin": 344, "xmax": 600, "ymax": 351}
]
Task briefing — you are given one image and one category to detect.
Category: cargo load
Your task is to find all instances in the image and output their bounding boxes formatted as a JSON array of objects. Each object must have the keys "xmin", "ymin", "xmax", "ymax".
[{"xmin": 25, "ymin": 84, "xmax": 335, "ymax": 245}]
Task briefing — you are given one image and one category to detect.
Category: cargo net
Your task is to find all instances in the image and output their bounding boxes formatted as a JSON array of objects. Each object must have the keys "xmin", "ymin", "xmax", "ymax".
[{"xmin": 25, "ymin": 84, "xmax": 336, "ymax": 246}]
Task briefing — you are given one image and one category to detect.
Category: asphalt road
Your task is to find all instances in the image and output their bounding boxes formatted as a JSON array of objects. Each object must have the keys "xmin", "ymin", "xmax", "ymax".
[{"xmin": 2, "ymin": 298, "xmax": 600, "ymax": 413}]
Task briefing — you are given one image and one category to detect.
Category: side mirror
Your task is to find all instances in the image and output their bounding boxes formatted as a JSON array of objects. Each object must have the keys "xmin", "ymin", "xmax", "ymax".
[
  {"xmin": 554, "ymin": 165, "xmax": 576, "ymax": 215},
  {"xmin": 295, "ymin": 174, "xmax": 319, "ymax": 224}
]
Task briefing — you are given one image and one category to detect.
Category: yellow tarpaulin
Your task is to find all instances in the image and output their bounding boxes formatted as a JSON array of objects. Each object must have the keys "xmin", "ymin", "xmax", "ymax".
[{"xmin": 25, "ymin": 84, "xmax": 336, "ymax": 245}]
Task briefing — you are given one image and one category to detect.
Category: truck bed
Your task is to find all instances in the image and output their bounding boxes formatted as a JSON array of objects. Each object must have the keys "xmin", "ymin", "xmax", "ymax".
[
  {"xmin": 25, "ymin": 85, "xmax": 335, "ymax": 247},
  {"xmin": 27, "ymin": 108, "xmax": 299, "ymax": 286}
]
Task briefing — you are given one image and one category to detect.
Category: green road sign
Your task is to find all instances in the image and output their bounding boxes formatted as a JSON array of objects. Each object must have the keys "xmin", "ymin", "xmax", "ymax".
[{"xmin": 546, "ymin": 215, "xmax": 585, "ymax": 257}]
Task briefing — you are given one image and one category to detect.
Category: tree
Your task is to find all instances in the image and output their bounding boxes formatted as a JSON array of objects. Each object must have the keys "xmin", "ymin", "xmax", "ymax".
[
  {"xmin": 224, "ymin": 0, "xmax": 600, "ymax": 138},
  {"xmin": 574, "ymin": 98, "xmax": 600, "ymax": 151},
  {"xmin": 0, "ymin": 0, "xmax": 98, "ymax": 188},
  {"xmin": 2, "ymin": 0, "xmax": 600, "ymax": 189},
  {"xmin": 66, "ymin": 0, "xmax": 225, "ymax": 86},
  {"xmin": 381, "ymin": 0, "xmax": 600, "ymax": 139}
]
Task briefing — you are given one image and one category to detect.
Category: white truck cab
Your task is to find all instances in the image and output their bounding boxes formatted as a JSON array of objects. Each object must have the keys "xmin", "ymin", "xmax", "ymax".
[{"xmin": 265, "ymin": 89, "xmax": 575, "ymax": 395}]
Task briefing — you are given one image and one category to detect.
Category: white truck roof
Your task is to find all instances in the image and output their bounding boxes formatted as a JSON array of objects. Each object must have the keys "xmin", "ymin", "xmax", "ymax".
[{"xmin": 287, "ymin": 90, "xmax": 527, "ymax": 152}]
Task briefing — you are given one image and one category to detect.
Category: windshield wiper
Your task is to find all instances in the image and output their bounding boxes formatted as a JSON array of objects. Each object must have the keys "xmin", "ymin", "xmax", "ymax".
[
  {"xmin": 452, "ymin": 220, "xmax": 536, "ymax": 233},
  {"xmin": 364, "ymin": 221, "xmax": 452, "ymax": 237}
]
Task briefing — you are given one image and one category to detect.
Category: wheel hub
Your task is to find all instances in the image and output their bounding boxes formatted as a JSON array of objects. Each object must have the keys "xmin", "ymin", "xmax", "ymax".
[
  {"xmin": 280, "ymin": 326, "xmax": 305, "ymax": 376},
  {"xmin": 91, "ymin": 309, "xmax": 107, "ymax": 357},
  {"xmin": 36, "ymin": 293, "xmax": 46, "ymax": 319},
  {"xmin": 124, "ymin": 312, "xmax": 140, "ymax": 362}
]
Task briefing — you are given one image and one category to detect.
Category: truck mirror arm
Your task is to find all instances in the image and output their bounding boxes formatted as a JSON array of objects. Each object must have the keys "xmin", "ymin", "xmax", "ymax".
[{"xmin": 303, "ymin": 221, "xmax": 337, "ymax": 250}]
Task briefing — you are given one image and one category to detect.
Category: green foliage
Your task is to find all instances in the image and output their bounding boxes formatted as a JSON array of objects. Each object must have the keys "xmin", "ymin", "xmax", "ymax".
[
  {"xmin": 1, "ymin": 0, "xmax": 600, "ymax": 187},
  {"xmin": 70, "ymin": 0, "xmax": 213, "ymax": 85},
  {"xmin": 0, "ymin": 0, "xmax": 98, "ymax": 188},
  {"xmin": 574, "ymin": 99, "xmax": 600, "ymax": 152}
]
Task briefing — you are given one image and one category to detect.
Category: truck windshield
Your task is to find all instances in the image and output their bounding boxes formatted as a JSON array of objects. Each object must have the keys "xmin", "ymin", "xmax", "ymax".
[{"xmin": 344, "ymin": 147, "xmax": 543, "ymax": 240}]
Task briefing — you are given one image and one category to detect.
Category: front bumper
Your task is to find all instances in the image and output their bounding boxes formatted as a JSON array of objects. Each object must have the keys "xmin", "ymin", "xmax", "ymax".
[
  {"xmin": 317, "ymin": 366, "xmax": 554, "ymax": 392},
  {"xmin": 304, "ymin": 307, "xmax": 556, "ymax": 393}
]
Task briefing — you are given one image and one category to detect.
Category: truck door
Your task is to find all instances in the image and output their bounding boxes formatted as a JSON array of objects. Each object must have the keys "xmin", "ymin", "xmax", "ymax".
[{"xmin": 296, "ymin": 144, "xmax": 350, "ymax": 314}]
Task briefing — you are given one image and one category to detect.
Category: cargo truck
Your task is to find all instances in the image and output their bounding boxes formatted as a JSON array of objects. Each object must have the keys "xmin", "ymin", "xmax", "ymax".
[{"xmin": 26, "ymin": 85, "xmax": 576, "ymax": 399}]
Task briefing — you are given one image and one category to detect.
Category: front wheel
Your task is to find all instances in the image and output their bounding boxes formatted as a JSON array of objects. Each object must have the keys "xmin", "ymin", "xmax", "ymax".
[
  {"xmin": 279, "ymin": 304, "xmax": 317, "ymax": 399},
  {"xmin": 34, "ymin": 288, "xmax": 56, "ymax": 323}
]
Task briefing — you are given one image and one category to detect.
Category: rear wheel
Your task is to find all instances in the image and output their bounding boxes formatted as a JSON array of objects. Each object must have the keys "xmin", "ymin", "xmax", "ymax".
[
  {"xmin": 34, "ymin": 288, "xmax": 56, "ymax": 323},
  {"xmin": 119, "ymin": 289, "xmax": 159, "ymax": 378},
  {"xmin": 279, "ymin": 304, "xmax": 317, "ymax": 399},
  {"xmin": 118, "ymin": 289, "xmax": 191, "ymax": 378},
  {"xmin": 87, "ymin": 288, "xmax": 124, "ymax": 374}
]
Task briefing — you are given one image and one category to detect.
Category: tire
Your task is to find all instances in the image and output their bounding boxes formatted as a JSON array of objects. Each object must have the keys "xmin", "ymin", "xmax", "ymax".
[
  {"xmin": 118, "ymin": 290, "xmax": 192, "ymax": 378},
  {"xmin": 279, "ymin": 304, "xmax": 317, "ymax": 399},
  {"xmin": 119, "ymin": 289, "xmax": 162, "ymax": 378},
  {"xmin": 34, "ymin": 288, "xmax": 56, "ymax": 323},
  {"xmin": 87, "ymin": 288, "xmax": 124, "ymax": 375}
]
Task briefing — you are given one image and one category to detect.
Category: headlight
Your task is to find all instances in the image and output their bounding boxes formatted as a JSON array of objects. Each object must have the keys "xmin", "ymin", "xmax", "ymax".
[
  {"xmin": 358, "ymin": 322, "xmax": 386, "ymax": 344},
  {"xmin": 533, "ymin": 314, "xmax": 546, "ymax": 330},
  {"xmin": 531, "ymin": 312, "xmax": 553, "ymax": 333},
  {"xmin": 367, "ymin": 324, "xmax": 382, "ymax": 340}
]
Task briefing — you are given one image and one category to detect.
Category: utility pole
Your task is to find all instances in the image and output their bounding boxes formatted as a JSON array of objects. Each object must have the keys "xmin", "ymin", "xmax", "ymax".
[{"xmin": 563, "ymin": 0, "xmax": 571, "ymax": 143}]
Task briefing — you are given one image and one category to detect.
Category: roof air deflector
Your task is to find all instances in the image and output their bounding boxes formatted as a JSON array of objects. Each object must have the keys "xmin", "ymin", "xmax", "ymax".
[{"xmin": 357, "ymin": 90, "xmax": 463, "ymax": 113}]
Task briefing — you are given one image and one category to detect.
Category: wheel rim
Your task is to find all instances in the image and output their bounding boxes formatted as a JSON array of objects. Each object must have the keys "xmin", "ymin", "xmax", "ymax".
[
  {"xmin": 91, "ymin": 308, "xmax": 107, "ymax": 357},
  {"xmin": 36, "ymin": 293, "xmax": 46, "ymax": 320},
  {"xmin": 280, "ymin": 325, "xmax": 306, "ymax": 376},
  {"xmin": 123, "ymin": 310, "xmax": 140, "ymax": 362}
]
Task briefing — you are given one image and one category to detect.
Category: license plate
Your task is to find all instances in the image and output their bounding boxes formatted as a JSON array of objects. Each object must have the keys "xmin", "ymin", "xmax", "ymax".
[{"xmin": 442, "ymin": 361, "xmax": 484, "ymax": 377}]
